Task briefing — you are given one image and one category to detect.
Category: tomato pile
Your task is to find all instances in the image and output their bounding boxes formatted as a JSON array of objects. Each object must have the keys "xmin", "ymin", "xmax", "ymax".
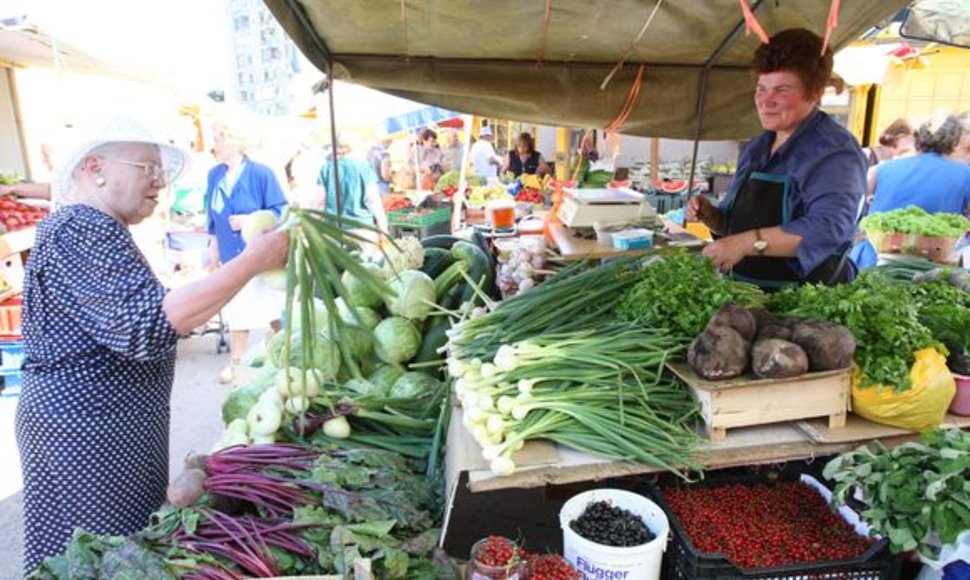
[
  {"xmin": 527, "ymin": 555, "xmax": 581, "ymax": 580},
  {"xmin": 514, "ymin": 188, "xmax": 544, "ymax": 205},
  {"xmin": 0, "ymin": 198, "xmax": 47, "ymax": 233},
  {"xmin": 664, "ymin": 482, "xmax": 873, "ymax": 569},
  {"xmin": 382, "ymin": 194, "xmax": 412, "ymax": 212}
]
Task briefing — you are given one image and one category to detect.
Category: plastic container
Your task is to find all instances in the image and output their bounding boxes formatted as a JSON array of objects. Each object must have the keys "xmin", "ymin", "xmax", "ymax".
[
  {"xmin": 643, "ymin": 475, "xmax": 901, "ymax": 580},
  {"xmin": 949, "ymin": 374, "xmax": 970, "ymax": 416},
  {"xmin": 560, "ymin": 488, "xmax": 669, "ymax": 580},
  {"xmin": 468, "ymin": 537, "xmax": 528, "ymax": 580},
  {"xmin": 0, "ymin": 339, "xmax": 24, "ymax": 372},
  {"xmin": 488, "ymin": 200, "xmax": 516, "ymax": 230},
  {"xmin": 612, "ymin": 229, "xmax": 654, "ymax": 251}
]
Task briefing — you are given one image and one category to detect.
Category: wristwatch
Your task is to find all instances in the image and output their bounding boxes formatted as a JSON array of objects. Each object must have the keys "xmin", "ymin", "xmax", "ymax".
[{"xmin": 753, "ymin": 229, "xmax": 768, "ymax": 256}]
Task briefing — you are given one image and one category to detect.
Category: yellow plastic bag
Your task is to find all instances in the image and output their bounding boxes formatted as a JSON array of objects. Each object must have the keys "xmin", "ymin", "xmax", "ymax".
[{"xmin": 852, "ymin": 348, "xmax": 956, "ymax": 431}]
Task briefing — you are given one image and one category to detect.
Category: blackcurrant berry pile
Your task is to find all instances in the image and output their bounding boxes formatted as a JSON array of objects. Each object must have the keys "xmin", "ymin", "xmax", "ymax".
[{"xmin": 569, "ymin": 500, "xmax": 654, "ymax": 547}]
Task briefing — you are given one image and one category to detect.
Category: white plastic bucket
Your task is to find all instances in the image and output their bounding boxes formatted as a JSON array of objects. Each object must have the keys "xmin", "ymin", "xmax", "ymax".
[{"xmin": 560, "ymin": 488, "xmax": 668, "ymax": 580}]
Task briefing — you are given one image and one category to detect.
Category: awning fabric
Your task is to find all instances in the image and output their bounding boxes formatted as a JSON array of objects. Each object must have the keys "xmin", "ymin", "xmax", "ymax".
[
  {"xmin": 383, "ymin": 105, "xmax": 461, "ymax": 134},
  {"xmin": 265, "ymin": 0, "xmax": 910, "ymax": 140}
]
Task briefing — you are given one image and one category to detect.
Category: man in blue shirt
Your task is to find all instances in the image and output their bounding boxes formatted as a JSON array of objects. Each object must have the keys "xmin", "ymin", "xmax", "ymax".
[{"xmin": 689, "ymin": 28, "xmax": 866, "ymax": 289}]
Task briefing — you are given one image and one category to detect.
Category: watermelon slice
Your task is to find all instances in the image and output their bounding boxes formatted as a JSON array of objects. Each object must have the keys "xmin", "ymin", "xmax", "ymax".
[{"xmin": 660, "ymin": 180, "xmax": 687, "ymax": 194}]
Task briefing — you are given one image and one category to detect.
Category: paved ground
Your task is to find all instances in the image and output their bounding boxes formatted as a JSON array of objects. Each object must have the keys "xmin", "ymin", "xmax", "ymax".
[{"xmin": 0, "ymin": 334, "xmax": 230, "ymax": 579}]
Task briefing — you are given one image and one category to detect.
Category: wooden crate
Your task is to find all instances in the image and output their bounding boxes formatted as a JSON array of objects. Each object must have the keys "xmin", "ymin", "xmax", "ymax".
[{"xmin": 667, "ymin": 362, "xmax": 850, "ymax": 441}]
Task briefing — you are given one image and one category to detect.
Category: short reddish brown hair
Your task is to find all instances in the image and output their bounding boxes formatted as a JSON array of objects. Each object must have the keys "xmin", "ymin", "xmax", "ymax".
[{"xmin": 752, "ymin": 28, "xmax": 834, "ymax": 98}]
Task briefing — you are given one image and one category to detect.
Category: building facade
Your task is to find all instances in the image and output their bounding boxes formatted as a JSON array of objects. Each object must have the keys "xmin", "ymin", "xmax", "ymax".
[{"xmin": 226, "ymin": 0, "xmax": 298, "ymax": 115}]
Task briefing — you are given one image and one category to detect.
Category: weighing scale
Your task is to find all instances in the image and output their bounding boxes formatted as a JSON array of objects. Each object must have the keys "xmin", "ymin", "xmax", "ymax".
[{"xmin": 557, "ymin": 187, "xmax": 659, "ymax": 228}]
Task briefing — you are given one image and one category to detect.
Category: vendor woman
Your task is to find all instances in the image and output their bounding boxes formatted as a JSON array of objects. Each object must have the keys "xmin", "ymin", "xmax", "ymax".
[{"xmin": 688, "ymin": 28, "xmax": 866, "ymax": 289}]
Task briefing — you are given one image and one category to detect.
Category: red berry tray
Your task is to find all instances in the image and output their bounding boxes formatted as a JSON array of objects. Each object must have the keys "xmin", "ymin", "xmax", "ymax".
[{"xmin": 642, "ymin": 474, "xmax": 901, "ymax": 580}]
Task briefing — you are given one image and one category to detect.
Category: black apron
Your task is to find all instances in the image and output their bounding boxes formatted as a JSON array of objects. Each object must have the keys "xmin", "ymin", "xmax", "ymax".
[
  {"xmin": 725, "ymin": 171, "xmax": 853, "ymax": 290},
  {"xmin": 509, "ymin": 151, "xmax": 541, "ymax": 176}
]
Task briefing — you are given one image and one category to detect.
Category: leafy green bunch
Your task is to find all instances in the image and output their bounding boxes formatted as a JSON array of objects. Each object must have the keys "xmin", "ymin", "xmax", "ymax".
[
  {"xmin": 861, "ymin": 206, "xmax": 969, "ymax": 238},
  {"xmin": 768, "ymin": 272, "xmax": 936, "ymax": 391},
  {"xmin": 824, "ymin": 428, "xmax": 970, "ymax": 557},
  {"xmin": 615, "ymin": 251, "xmax": 764, "ymax": 343}
]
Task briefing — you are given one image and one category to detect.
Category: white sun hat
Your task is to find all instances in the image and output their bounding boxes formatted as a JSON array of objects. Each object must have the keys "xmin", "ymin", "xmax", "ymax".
[{"xmin": 53, "ymin": 113, "xmax": 188, "ymax": 203}]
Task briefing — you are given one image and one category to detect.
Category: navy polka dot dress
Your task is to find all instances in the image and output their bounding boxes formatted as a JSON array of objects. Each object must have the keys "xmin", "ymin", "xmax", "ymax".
[{"xmin": 14, "ymin": 204, "xmax": 178, "ymax": 574}]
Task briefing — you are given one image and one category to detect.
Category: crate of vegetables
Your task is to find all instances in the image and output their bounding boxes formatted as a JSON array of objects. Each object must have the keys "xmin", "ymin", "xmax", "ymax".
[
  {"xmin": 388, "ymin": 206, "xmax": 452, "ymax": 228},
  {"xmin": 645, "ymin": 475, "xmax": 901, "ymax": 580},
  {"xmin": 0, "ymin": 198, "xmax": 48, "ymax": 233}
]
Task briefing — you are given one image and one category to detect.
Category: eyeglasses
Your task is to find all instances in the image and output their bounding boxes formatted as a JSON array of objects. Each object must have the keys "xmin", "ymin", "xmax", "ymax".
[{"xmin": 105, "ymin": 158, "xmax": 176, "ymax": 183}]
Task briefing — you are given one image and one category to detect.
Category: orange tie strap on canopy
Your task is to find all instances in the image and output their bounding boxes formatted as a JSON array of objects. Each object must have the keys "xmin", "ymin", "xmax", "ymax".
[
  {"xmin": 536, "ymin": 0, "xmax": 553, "ymax": 65},
  {"xmin": 821, "ymin": 0, "xmax": 841, "ymax": 55},
  {"xmin": 604, "ymin": 64, "xmax": 646, "ymax": 134},
  {"xmin": 600, "ymin": 0, "xmax": 665, "ymax": 90},
  {"xmin": 738, "ymin": 0, "xmax": 770, "ymax": 44}
]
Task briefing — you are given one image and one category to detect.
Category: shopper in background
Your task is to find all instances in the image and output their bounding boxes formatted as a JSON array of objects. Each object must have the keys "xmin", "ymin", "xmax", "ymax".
[
  {"xmin": 16, "ymin": 114, "xmax": 288, "ymax": 575},
  {"xmin": 367, "ymin": 138, "xmax": 394, "ymax": 195},
  {"xmin": 469, "ymin": 126, "xmax": 502, "ymax": 180},
  {"xmin": 868, "ymin": 112, "xmax": 970, "ymax": 215},
  {"xmin": 318, "ymin": 133, "xmax": 389, "ymax": 235},
  {"xmin": 417, "ymin": 128, "xmax": 444, "ymax": 189},
  {"xmin": 503, "ymin": 132, "xmax": 550, "ymax": 177},
  {"xmin": 441, "ymin": 130, "xmax": 464, "ymax": 173},
  {"xmin": 206, "ymin": 112, "xmax": 288, "ymax": 384},
  {"xmin": 952, "ymin": 111, "xmax": 970, "ymax": 165},
  {"xmin": 687, "ymin": 28, "xmax": 866, "ymax": 289}
]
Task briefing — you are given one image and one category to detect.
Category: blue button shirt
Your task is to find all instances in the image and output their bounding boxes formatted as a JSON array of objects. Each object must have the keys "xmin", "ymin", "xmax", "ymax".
[
  {"xmin": 870, "ymin": 152, "xmax": 970, "ymax": 215},
  {"xmin": 722, "ymin": 109, "xmax": 867, "ymax": 278},
  {"xmin": 206, "ymin": 159, "xmax": 288, "ymax": 264}
]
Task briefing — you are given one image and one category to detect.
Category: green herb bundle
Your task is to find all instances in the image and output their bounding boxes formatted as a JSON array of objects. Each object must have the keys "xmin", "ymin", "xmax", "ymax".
[
  {"xmin": 861, "ymin": 206, "xmax": 969, "ymax": 238},
  {"xmin": 615, "ymin": 251, "xmax": 764, "ymax": 342},
  {"xmin": 824, "ymin": 428, "xmax": 970, "ymax": 557},
  {"xmin": 768, "ymin": 272, "xmax": 936, "ymax": 391}
]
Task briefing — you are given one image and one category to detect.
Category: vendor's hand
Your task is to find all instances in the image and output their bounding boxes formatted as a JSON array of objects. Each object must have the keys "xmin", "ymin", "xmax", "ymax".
[
  {"xmin": 687, "ymin": 196, "xmax": 718, "ymax": 225},
  {"xmin": 702, "ymin": 232, "xmax": 753, "ymax": 273},
  {"xmin": 242, "ymin": 228, "xmax": 289, "ymax": 273},
  {"xmin": 228, "ymin": 214, "xmax": 248, "ymax": 232}
]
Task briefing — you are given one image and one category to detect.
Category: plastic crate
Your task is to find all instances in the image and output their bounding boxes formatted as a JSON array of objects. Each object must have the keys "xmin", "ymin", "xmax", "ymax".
[
  {"xmin": 0, "ymin": 340, "xmax": 24, "ymax": 372},
  {"xmin": 644, "ymin": 192, "xmax": 688, "ymax": 214},
  {"xmin": 388, "ymin": 206, "xmax": 452, "ymax": 228},
  {"xmin": 642, "ymin": 475, "xmax": 901, "ymax": 580},
  {"xmin": 0, "ymin": 295, "xmax": 22, "ymax": 337}
]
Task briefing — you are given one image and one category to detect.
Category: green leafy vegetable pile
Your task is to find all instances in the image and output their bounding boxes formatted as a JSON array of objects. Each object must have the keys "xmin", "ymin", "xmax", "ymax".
[
  {"xmin": 861, "ymin": 206, "xmax": 969, "ymax": 238},
  {"xmin": 824, "ymin": 428, "xmax": 970, "ymax": 558},
  {"xmin": 768, "ymin": 272, "xmax": 937, "ymax": 391},
  {"xmin": 616, "ymin": 252, "xmax": 764, "ymax": 342}
]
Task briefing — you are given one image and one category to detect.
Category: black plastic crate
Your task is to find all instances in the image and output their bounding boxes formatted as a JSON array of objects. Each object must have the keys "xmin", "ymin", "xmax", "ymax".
[{"xmin": 641, "ymin": 475, "xmax": 902, "ymax": 580}]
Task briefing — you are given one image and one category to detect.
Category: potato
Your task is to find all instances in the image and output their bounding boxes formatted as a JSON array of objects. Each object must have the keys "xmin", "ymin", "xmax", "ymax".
[
  {"xmin": 706, "ymin": 304, "xmax": 757, "ymax": 343},
  {"xmin": 752, "ymin": 339, "xmax": 809, "ymax": 379},
  {"xmin": 167, "ymin": 468, "xmax": 207, "ymax": 508},
  {"xmin": 688, "ymin": 325, "xmax": 751, "ymax": 380},
  {"xmin": 790, "ymin": 320, "xmax": 856, "ymax": 371}
]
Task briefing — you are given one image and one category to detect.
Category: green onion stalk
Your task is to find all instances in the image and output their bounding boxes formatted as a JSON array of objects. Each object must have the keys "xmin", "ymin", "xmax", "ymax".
[
  {"xmin": 278, "ymin": 209, "xmax": 396, "ymax": 428},
  {"xmin": 449, "ymin": 324, "xmax": 701, "ymax": 478}
]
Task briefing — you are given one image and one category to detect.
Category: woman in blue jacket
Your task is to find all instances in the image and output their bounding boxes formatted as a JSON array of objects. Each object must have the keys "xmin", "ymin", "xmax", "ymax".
[{"xmin": 206, "ymin": 115, "xmax": 288, "ymax": 383}]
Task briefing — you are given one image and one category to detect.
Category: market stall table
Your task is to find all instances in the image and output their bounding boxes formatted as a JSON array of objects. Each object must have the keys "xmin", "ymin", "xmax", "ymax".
[{"xmin": 546, "ymin": 222, "xmax": 702, "ymax": 261}]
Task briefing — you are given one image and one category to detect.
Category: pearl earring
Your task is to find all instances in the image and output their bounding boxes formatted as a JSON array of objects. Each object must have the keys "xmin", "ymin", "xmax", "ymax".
[{"xmin": 95, "ymin": 176, "xmax": 106, "ymax": 186}]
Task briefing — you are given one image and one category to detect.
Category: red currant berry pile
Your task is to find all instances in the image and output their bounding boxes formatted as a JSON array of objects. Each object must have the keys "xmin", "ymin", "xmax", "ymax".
[
  {"xmin": 473, "ymin": 536, "xmax": 528, "ymax": 567},
  {"xmin": 528, "ymin": 554, "xmax": 582, "ymax": 580},
  {"xmin": 569, "ymin": 500, "xmax": 654, "ymax": 547},
  {"xmin": 664, "ymin": 482, "xmax": 874, "ymax": 569}
]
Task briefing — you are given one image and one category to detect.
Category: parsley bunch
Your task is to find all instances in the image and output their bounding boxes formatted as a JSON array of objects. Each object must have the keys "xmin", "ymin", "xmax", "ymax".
[{"xmin": 615, "ymin": 252, "xmax": 764, "ymax": 343}]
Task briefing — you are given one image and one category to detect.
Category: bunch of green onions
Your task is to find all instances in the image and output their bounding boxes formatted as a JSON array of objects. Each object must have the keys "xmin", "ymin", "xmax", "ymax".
[{"xmin": 448, "ymin": 324, "xmax": 701, "ymax": 478}]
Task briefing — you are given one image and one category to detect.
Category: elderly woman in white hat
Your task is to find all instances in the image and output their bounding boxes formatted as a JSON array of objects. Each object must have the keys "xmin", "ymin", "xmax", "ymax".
[{"xmin": 15, "ymin": 115, "xmax": 288, "ymax": 574}]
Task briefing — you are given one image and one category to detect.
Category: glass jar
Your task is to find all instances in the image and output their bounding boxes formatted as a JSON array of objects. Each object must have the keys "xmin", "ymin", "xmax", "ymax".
[{"xmin": 468, "ymin": 537, "xmax": 528, "ymax": 580}]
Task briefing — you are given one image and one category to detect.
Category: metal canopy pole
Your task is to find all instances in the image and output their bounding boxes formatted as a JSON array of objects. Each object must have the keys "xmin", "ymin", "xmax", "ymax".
[
  {"xmin": 686, "ymin": 0, "xmax": 768, "ymax": 202},
  {"xmin": 325, "ymin": 62, "xmax": 343, "ymax": 217}
]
